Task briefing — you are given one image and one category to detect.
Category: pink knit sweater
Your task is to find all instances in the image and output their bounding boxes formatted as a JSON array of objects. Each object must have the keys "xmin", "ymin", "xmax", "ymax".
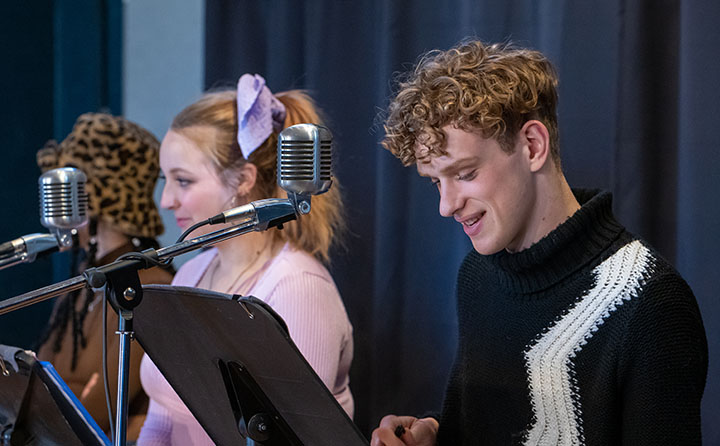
[{"xmin": 136, "ymin": 244, "xmax": 354, "ymax": 446}]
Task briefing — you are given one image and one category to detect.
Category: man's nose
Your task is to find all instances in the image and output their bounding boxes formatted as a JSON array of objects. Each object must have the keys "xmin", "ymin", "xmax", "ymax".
[{"xmin": 438, "ymin": 181, "xmax": 461, "ymax": 218}]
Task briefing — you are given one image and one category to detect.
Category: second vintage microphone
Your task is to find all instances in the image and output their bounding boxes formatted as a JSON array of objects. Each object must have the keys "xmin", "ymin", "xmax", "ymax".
[
  {"xmin": 277, "ymin": 123, "xmax": 332, "ymax": 199},
  {"xmin": 207, "ymin": 123, "xmax": 333, "ymax": 226}
]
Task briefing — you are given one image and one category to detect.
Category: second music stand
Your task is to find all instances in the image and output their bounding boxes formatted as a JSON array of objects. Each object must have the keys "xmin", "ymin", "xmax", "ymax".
[{"xmin": 133, "ymin": 285, "xmax": 368, "ymax": 446}]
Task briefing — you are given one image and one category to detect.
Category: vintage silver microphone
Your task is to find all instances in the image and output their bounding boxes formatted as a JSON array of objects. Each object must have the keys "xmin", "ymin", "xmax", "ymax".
[
  {"xmin": 39, "ymin": 167, "xmax": 89, "ymax": 247},
  {"xmin": 277, "ymin": 123, "xmax": 333, "ymax": 212},
  {"xmin": 0, "ymin": 167, "xmax": 88, "ymax": 269},
  {"xmin": 205, "ymin": 123, "xmax": 333, "ymax": 229}
]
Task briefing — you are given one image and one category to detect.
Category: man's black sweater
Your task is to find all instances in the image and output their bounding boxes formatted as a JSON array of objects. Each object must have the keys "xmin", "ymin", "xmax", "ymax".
[{"xmin": 437, "ymin": 190, "xmax": 708, "ymax": 445}]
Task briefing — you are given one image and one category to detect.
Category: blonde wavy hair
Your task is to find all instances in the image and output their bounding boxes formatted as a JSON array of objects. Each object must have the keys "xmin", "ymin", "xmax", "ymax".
[
  {"xmin": 171, "ymin": 89, "xmax": 344, "ymax": 263},
  {"xmin": 382, "ymin": 40, "xmax": 560, "ymax": 166}
]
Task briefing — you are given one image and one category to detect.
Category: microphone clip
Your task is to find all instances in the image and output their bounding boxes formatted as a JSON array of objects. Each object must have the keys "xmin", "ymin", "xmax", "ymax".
[
  {"xmin": 287, "ymin": 193, "xmax": 311, "ymax": 215},
  {"xmin": 253, "ymin": 199, "xmax": 298, "ymax": 230},
  {"xmin": 50, "ymin": 228, "xmax": 78, "ymax": 249}
]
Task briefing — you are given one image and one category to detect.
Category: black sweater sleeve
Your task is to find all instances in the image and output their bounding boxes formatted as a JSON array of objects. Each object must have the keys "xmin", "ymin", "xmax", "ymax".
[{"xmin": 617, "ymin": 272, "xmax": 708, "ymax": 445}]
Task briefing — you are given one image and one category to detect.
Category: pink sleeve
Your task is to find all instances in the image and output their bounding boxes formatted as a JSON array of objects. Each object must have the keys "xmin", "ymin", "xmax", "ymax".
[
  {"xmin": 265, "ymin": 271, "xmax": 350, "ymax": 391},
  {"xmin": 136, "ymin": 398, "xmax": 172, "ymax": 446}
]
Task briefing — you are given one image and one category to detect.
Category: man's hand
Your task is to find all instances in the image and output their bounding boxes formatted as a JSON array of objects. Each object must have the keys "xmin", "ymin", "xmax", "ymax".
[{"xmin": 370, "ymin": 415, "xmax": 439, "ymax": 446}]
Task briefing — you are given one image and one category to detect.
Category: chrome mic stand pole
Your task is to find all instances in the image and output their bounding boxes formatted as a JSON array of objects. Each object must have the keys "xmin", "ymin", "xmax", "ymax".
[{"xmin": 116, "ymin": 309, "xmax": 133, "ymax": 445}]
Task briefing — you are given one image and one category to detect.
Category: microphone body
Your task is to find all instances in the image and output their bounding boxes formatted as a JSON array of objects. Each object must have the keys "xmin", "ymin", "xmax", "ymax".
[
  {"xmin": 39, "ymin": 167, "xmax": 89, "ymax": 248},
  {"xmin": 277, "ymin": 123, "xmax": 333, "ymax": 208},
  {"xmin": 0, "ymin": 167, "xmax": 88, "ymax": 270}
]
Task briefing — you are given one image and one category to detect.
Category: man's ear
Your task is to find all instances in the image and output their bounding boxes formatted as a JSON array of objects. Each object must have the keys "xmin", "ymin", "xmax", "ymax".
[
  {"xmin": 520, "ymin": 120, "xmax": 551, "ymax": 173},
  {"xmin": 237, "ymin": 162, "xmax": 258, "ymax": 196}
]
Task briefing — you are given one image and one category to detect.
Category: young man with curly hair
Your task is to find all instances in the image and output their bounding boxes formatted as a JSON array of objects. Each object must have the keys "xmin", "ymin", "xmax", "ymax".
[{"xmin": 371, "ymin": 40, "xmax": 707, "ymax": 446}]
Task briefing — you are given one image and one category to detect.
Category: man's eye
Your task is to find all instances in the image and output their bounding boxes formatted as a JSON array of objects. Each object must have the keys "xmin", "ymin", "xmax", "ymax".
[{"xmin": 458, "ymin": 170, "xmax": 477, "ymax": 181}]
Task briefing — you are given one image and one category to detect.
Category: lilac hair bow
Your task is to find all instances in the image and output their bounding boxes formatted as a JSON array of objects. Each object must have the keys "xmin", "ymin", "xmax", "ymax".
[{"xmin": 236, "ymin": 73, "xmax": 287, "ymax": 159}]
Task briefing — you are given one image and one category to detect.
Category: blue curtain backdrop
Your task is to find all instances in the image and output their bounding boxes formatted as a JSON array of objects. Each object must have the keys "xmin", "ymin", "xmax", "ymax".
[
  {"xmin": 0, "ymin": 0, "xmax": 122, "ymax": 346},
  {"xmin": 205, "ymin": 0, "xmax": 720, "ymax": 441},
  {"xmin": 0, "ymin": 2, "xmax": 55, "ymax": 347}
]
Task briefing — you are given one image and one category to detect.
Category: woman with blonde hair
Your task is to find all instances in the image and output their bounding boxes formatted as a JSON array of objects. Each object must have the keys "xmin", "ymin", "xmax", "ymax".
[{"xmin": 137, "ymin": 74, "xmax": 353, "ymax": 445}]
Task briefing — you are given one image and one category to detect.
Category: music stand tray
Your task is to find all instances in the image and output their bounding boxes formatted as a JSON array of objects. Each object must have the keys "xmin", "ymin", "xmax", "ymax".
[
  {"xmin": 0, "ymin": 345, "xmax": 110, "ymax": 446},
  {"xmin": 134, "ymin": 284, "xmax": 368, "ymax": 446}
]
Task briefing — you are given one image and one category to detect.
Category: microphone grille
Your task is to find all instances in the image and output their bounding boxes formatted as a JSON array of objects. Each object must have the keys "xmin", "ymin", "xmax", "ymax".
[
  {"xmin": 39, "ymin": 167, "xmax": 89, "ymax": 230},
  {"xmin": 278, "ymin": 124, "xmax": 332, "ymax": 195}
]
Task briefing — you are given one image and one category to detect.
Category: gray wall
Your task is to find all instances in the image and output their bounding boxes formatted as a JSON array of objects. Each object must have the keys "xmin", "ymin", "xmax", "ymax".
[{"xmin": 123, "ymin": 0, "xmax": 205, "ymax": 254}]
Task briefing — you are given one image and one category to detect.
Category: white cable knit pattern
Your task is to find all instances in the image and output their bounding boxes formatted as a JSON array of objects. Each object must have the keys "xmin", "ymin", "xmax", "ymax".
[{"xmin": 523, "ymin": 240, "xmax": 651, "ymax": 446}]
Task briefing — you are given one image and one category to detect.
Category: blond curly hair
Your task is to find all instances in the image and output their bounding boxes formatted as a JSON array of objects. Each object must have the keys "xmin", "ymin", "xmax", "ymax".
[{"xmin": 382, "ymin": 40, "xmax": 560, "ymax": 166}]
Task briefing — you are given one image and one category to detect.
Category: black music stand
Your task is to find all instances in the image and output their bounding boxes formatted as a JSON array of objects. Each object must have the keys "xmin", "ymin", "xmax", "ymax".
[
  {"xmin": 133, "ymin": 285, "xmax": 368, "ymax": 446},
  {"xmin": 0, "ymin": 345, "xmax": 110, "ymax": 446}
]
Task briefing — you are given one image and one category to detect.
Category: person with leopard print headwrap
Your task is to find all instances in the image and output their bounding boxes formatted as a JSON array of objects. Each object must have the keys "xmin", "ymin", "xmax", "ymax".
[{"xmin": 35, "ymin": 113, "xmax": 174, "ymax": 442}]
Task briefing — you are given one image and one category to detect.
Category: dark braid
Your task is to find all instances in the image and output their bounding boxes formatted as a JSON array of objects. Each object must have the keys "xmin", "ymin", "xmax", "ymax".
[
  {"xmin": 36, "ymin": 220, "xmax": 173, "ymax": 370},
  {"xmin": 35, "ymin": 219, "xmax": 99, "ymax": 371},
  {"xmin": 75, "ymin": 227, "xmax": 99, "ymax": 347},
  {"xmin": 35, "ymin": 288, "xmax": 76, "ymax": 354},
  {"xmin": 69, "ymin": 221, "xmax": 99, "ymax": 370}
]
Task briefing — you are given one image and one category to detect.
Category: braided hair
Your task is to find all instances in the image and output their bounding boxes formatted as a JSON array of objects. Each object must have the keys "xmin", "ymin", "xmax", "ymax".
[{"xmin": 35, "ymin": 219, "xmax": 169, "ymax": 370}]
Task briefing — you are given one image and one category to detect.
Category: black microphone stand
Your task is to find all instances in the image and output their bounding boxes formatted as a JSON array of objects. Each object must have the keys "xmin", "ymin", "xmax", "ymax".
[{"xmin": 0, "ymin": 197, "xmax": 298, "ymax": 446}]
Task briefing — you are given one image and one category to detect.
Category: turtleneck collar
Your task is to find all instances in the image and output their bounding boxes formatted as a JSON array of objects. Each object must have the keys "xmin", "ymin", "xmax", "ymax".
[{"xmin": 468, "ymin": 189, "xmax": 626, "ymax": 295}]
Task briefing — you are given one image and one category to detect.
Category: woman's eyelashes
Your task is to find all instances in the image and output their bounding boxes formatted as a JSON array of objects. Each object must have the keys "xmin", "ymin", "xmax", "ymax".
[
  {"xmin": 176, "ymin": 177, "xmax": 192, "ymax": 188},
  {"xmin": 162, "ymin": 172, "xmax": 192, "ymax": 188}
]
